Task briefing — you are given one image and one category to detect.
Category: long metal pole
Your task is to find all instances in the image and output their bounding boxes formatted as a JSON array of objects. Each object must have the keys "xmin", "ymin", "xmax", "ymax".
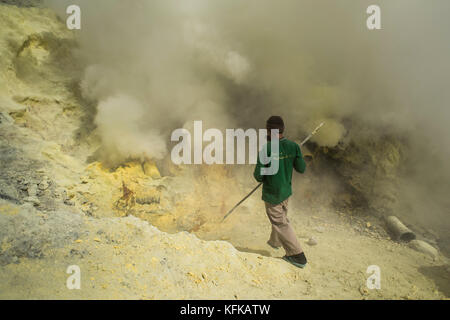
[{"xmin": 222, "ymin": 122, "xmax": 325, "ymax": 222}]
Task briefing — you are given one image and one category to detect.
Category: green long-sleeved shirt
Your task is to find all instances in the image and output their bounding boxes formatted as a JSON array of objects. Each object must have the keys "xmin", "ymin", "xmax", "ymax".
[{"xmin": 253, "ymin": 138, "xmax": 306, "ymax": 205}]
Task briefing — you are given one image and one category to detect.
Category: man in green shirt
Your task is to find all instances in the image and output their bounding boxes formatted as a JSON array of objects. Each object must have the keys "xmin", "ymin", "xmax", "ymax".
[{"xmin": 254, "ymin": 116, "xmax": 308, "ymax": 268}]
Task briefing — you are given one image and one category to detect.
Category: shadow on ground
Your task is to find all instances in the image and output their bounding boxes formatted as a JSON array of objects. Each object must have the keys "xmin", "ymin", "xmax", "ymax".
[
  {"xmin": 418, "ymin": 265, "xmax": 450, "ymax": 298},
  {"xmin": 235, "ymin": 246, "xmax": 272, "ymax": 257}
]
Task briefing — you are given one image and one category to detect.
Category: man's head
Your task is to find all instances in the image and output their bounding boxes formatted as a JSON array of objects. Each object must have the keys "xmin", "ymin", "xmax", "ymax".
[{"xmin": 266, "ymin": 116, "xmax": 285, "ymax": 138}]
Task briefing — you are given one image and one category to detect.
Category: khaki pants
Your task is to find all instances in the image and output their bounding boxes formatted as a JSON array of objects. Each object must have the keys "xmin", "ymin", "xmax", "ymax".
[{"xmin": 265, "ymin": 199, "xmax": 303, "ymax": 256}]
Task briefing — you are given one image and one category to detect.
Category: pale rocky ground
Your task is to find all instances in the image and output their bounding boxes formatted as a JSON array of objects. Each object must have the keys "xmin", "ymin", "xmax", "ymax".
[{"xmin": 0, "ymin": 4, "xmax": 449, "ymax": 300}]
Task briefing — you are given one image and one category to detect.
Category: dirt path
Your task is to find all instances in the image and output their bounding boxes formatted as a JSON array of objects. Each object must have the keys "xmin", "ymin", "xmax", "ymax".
[{"xmin": 195, "ymin": 190, "xmax": 450, "ymax": 299}]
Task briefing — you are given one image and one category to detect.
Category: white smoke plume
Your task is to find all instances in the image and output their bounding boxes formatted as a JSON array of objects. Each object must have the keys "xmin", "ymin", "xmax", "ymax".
[{"xmin": 44, "ymin": 0, "xmax": 450, "ymax": 241}]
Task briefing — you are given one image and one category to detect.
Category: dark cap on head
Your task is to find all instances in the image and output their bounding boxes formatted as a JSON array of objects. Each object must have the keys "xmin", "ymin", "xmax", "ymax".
[{"xmin": 266, "ymin": 116, "xmax": 285, "ymax": 134}]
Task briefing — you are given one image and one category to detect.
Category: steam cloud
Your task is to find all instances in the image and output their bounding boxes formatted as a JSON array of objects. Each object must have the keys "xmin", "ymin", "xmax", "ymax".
[{"xmin": 45, "ymin": 0, "xmax": 450, "ymax": 239}]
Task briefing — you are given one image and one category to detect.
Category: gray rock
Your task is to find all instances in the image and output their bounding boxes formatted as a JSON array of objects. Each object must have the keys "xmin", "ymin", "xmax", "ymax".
[
  {"xmin": 408, "ymin": 240, "xmax": 439, "ymax": 259},
  {"xmin": 314, "ymin": 226, "xmax": 325, "ymax": 233},
  {"xmin": 24, "ymin": 196, "xmax": 40, "ymax": 206},
  {"xmin": 27, "ymin": 184, "xmax": 37, "ymax": 196},
  {"xmin": 38, "ymin": 180, "xmax": 49, "ymax": 191},
  {"xmin": 0, "ymin": 184, "xmax": 19, "ymax": 201},
  {"xmin": 63, "ymin": 198, "xmax": 75, "ymax": 206},
  {"xmin": 307, "ymin": 237, "xmax": 318, "ymax": 246},
  {"xmin": 0, "ymin": 201, "xmax": 84, "ymax": 266}
]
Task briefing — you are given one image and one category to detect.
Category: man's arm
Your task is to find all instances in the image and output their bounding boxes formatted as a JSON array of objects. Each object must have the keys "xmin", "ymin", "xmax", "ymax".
[{"xmin": 293, "ymin": 144, "xmax": 306, "ymax": 173}]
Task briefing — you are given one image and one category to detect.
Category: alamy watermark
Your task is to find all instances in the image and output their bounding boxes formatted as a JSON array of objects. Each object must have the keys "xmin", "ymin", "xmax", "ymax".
[
  {"xmin": 66, "ymin": 5, "xmax": 381, "ymax": 31},
  {"xmin": 66, "ymin": 5, "xmax": 81, "ymax": 30},
  {"xmin": 367, "ymin": 5, "xmax": 381, "ymax": 30},
  {"xmin": 171, "ymin": 121, "xmax": 279, "ymax": 175},
  {"xmin": 66, "ymin": 265, "xmax": 81, "ymax": 290},
  {"xmin": 366, "ymin": 265, "xmax": 381, "ymax": 290}
]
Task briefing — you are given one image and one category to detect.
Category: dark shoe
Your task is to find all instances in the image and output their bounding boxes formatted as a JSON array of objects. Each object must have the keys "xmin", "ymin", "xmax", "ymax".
[
  {"xmin": 282, "ymin": 253, "xmax": 307, "ymax": 268},
  {"xmin": 267, "ymin": 241, "xmax": 281, "ymax": 249}
]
